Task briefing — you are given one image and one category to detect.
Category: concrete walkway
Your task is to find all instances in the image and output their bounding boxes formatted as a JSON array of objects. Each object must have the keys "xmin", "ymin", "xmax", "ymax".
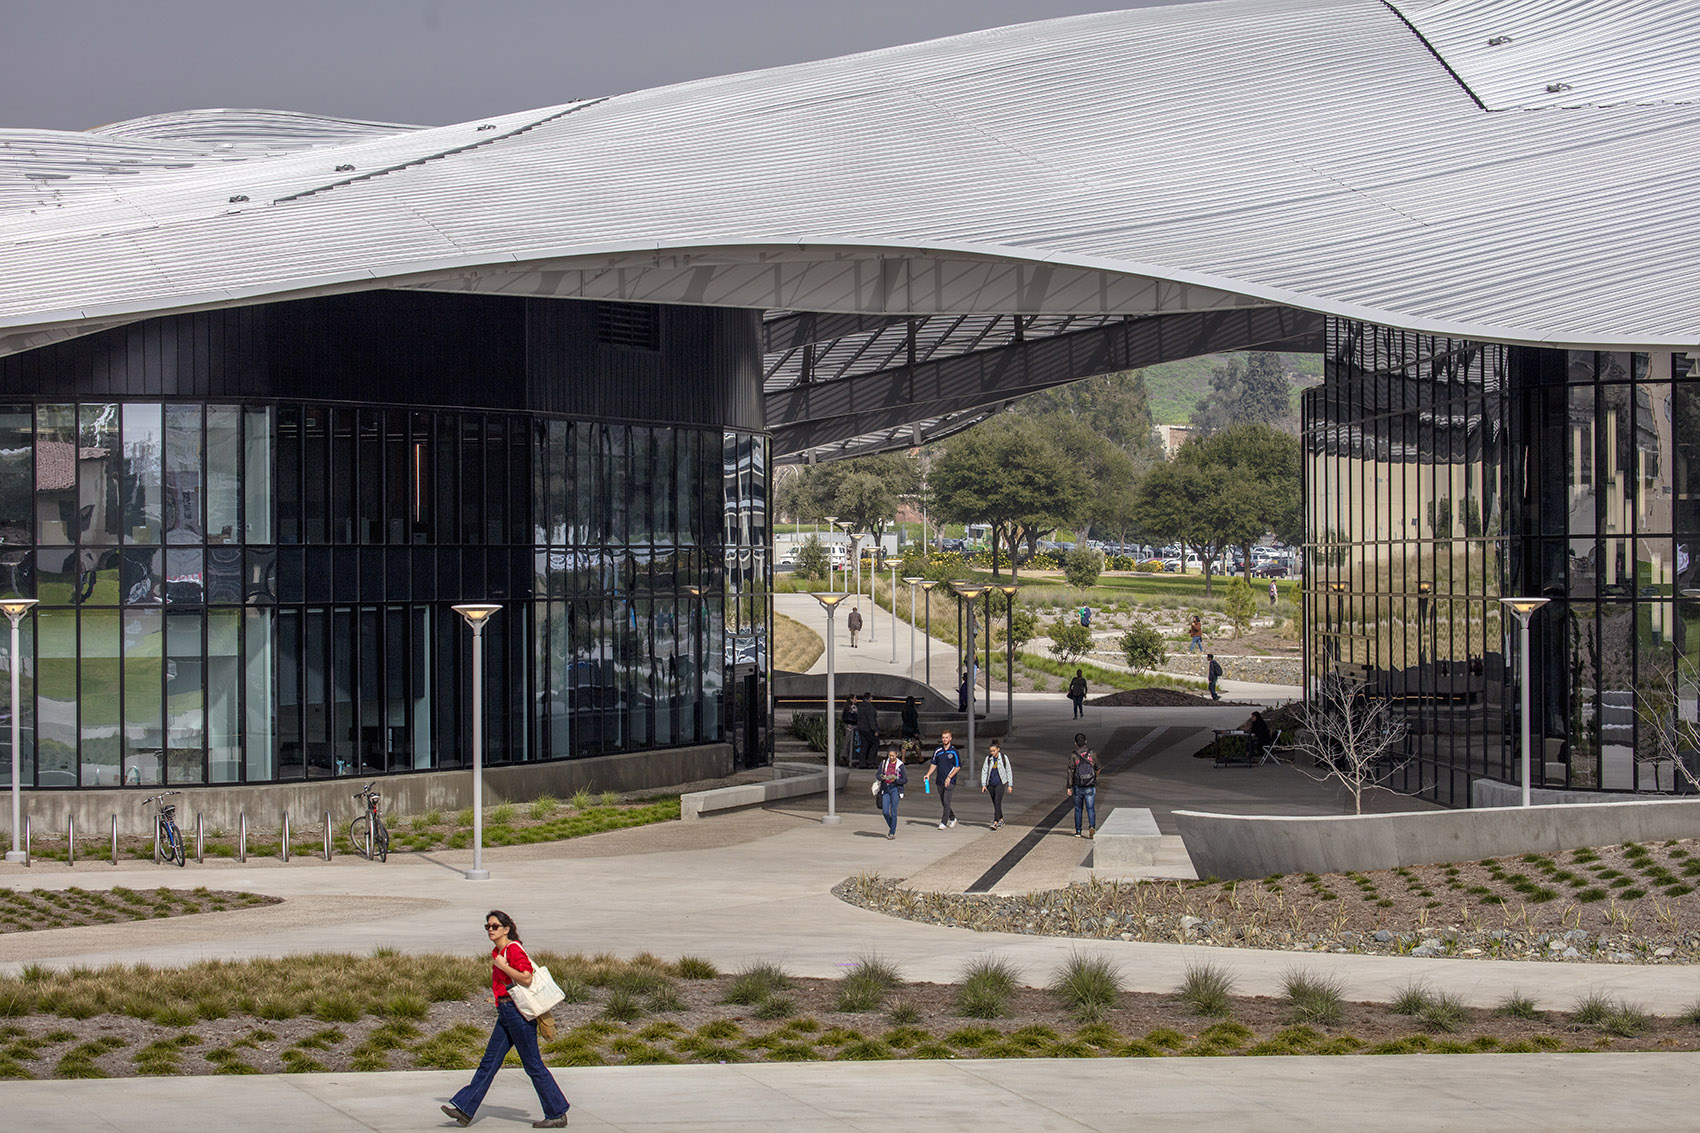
[{"xmin": 2, "ymin": 1055, "xmax": 1691, "ymax": 1131}]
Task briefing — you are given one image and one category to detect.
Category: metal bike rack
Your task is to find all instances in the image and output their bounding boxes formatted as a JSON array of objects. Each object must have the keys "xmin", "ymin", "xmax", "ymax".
[
  {"xmin": 110, "ymin": 814, "xmax": 118, "ymax": 866},
  {"xmin": 281, "ymin": 811, "xmax": 290, "ymax": 862},
  {"xmin": 195, "ymin": 813, "xmax": 204, "ymax": 864},
  {"xmin": 238, "ymin": 811, "xmax": 247, "ymax": 863},
  {"xmin": 153, "ymin": 816, "xmax": 161, "ymax": 864},
  {"xmin": 66, "ymin": 812, "xmax": 74, "ymax": 867},
  {"xmin": 322, "ymin": 810, "xmax": 332, "ymax": 861},
  {"xmin": 22, "ymin": 814, "xmax": 30, "ymax": 867}
]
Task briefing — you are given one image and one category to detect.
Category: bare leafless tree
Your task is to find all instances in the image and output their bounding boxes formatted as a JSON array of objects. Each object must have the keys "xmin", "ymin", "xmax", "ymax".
[
  {"xmin": 1286, "ymin": 676, "xmax": 1411, "ymax": 814},
  {"xmin": 1631, "ymin": 663, "xmax": 1700, "ymax": 794}
]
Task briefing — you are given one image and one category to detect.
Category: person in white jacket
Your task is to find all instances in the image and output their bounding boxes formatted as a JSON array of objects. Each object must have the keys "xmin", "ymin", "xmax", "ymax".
[{"xmin": 979, "ymin": 742, "xmax": 1014, "ymax": 830}]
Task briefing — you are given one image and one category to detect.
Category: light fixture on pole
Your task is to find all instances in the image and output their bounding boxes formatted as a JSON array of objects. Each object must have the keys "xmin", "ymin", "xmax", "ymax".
[
  {"xmin": 1, "ymin": 598, "xmax": 37, "ymax": 865},
  {"xmin": 903, "ymin": 576, "xmax": 924, "ymax": 678},
  {"xmin": 950, "ymin": 582, "xmax": 990, "ymax": 769},
  {"xmin": 1499, "ymin": 596, "xmax": 1551, "ymax": 808},
  {"xmin": 996, "ymin": 583, "xmax": 1020, "ymax": 734},
  {"xmin": 919, "ymin": 579, "xmax": 940, "ymax": 687},
  {"xmin": 810, "ymin": 591, "xmax": 850, "ymax": 824},
  {"xmin": 451, "ymin": 603, "xmax": 501, "ymax": 879},
  {"xmin": 822, "ymin": 516, "xmax": 839, "ymax": 592},
  {"xmin": 889, "ymin": 561, "xmax": 899, "ymax": 664},
  {"xmin": 860, "ymin": 535, "xmax": 874, "ymax": 642}
]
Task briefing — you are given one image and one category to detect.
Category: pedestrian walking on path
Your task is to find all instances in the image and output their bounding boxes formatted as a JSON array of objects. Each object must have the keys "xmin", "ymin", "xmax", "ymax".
[
  {"xmin": 931, "ymin": 731, "xmax": 961, "ymax": 828},
  {"xmin": 980, "ymin": 741, "xmax": 1013, "ymax": 829},
  {"xmin": 1208, "ymin": 653, "xmax": 1223, "ymax": 701},
  {"xmin": 846, "ymin": 605, "xmax": 863, "ymax": 648},
  {"xmin": 1066, "ymin": 669, "xmax": 1088, "ymax": 719},
  {"xmin": 957, "ymin": 670, "xmax": 968, "ymax": 712},
  {"xmin": 875, "ymin": 746, "xmax": 908, "ymax": 839},
  {"xmin": 1269, "ymin": 580, "xmax": 1279, "ymax": 607},
  {"xmin": 442, "ymin": 911, "xmax": 570, "ymax": 1129},
  {"xmin": 1188, "ymin": 614, "xmax": 1204, "ymax": 652},
  {"xmin": 1067, "ymin": 733, "xmax": 1098, "ymax": 839}
]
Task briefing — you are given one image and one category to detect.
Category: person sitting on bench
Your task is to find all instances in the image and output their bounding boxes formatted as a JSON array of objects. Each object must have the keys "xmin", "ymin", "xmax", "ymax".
[{"xmin": 1245, "ymin": 710, "xmax": 1273, "ymax": 763}]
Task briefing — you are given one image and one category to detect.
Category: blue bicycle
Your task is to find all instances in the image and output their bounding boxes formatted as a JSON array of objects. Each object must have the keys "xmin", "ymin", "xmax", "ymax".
[{"xmin": 142, "ymin": 790, "xmax": 186, "ymax": 866}]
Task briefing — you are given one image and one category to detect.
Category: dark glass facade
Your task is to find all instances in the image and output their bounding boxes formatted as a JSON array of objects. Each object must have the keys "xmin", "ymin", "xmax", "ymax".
[
  {"xmin": 0, "ymin": 293, "xmax": 770, "ymax": 788},
  {"xmin": 1305, "ymin": 318, "xmax": 1698, "ymax": 805}
]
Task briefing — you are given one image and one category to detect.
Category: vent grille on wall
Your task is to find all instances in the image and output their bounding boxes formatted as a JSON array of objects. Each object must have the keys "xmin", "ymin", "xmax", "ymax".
[{"xmin": 597, "ymin": 303, "xmax": 661, "ymax": 350}]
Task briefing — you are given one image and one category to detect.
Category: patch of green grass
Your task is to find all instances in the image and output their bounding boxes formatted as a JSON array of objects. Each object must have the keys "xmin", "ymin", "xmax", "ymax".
[
  {"xmin": 410, "ymin": 1023, "xmax": 483, "ymax": 1071},
  {"xmin": 837, "ymin": 1038, "xmax": 893, "ymax": 1060},
  {"xmin": 723, "ymin": 962, "xmax": 794, "ymax": 1006},
  {"xmin": 836, "ymin": 954, "xmax": 903, "ymax": 1013},
  {"xmin": 674, "ymin": 955, "xmax": 718, "ymax": 980},
  {"xmin": 886, "ymin": 1001, "xmax": 922, "ymax": 1026},
  {"xmin": 1416, "ymin": 992, "xmax": 1469, "ymax": 1034},
  {"xmin": 600, "ymin": 990, "xmax": 646, "ymax": 1022},
  {"xmin": 1571, "ymin": 992, "xmax": 1615, "ymax": 1027},
  {"xmin": 752, "ymin": 995, "xmax": 796, "ymax": 1021},
  {"xmin": 944, "ymin": 1026, "xmax": 1001, "ymax": 1051},
  {"xmin": 1281, "ymin": 970, "xmax": 1345, "ymax": 1027},
  {"xmin": 528, "ymin": 795, "xmax": 560, "ymax": 821},
  {"xmin": 487, "ymin": 803, "xmax": 516, "ymax": 827},
  {"xmin": 1175, "ymin": 962, "xmax": 1235, "ymax": 1018},
  {"xmin": 1495, "ymin": 991, "xmax": 1542, "ymax": 1020},
  {"xmin": 1388, "ymin": 982, "xmax": 1433, "ymax": 1016}
]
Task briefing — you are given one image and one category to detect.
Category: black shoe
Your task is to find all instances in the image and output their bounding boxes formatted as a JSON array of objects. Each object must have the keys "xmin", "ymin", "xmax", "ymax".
[{"xmin": 442, "ymin": 1105, "xmax": 472, "ymax": 1127}]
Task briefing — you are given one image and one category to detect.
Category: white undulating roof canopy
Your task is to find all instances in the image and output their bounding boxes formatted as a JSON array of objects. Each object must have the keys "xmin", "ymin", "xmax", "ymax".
[{"xmin": 0, "ymin": 0, "xmax": 1695, "ymax": 356}]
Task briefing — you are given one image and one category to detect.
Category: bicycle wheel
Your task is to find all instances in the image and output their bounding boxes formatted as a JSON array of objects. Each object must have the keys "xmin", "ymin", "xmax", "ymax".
[
  {"xmin": 373, "ymin": 818, "xmax": 389, "ymax": 863},
  {"xmin": 164, "ymin": 823, "xmax": 186, "ymax": 867},
  {"xmin": 348, "ymin": 816, "xmax": 373, "ymax": 860}
]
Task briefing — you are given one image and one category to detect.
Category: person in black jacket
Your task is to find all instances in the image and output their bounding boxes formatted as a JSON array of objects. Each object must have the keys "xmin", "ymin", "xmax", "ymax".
[
  {"xmin": 855, "ymin": 692, "xmax": 879, "ymax": 769},
  {"xmin": 874, "ymin": 746, "xmax": 908, "ymax": 839},
  {"xmin": 1207, "ymin": 654, "xmax": 1223, "ymax": 701},
  {"xmin": 1067, "ymin": 669, "xmax": 1088, "ymax": 718}
]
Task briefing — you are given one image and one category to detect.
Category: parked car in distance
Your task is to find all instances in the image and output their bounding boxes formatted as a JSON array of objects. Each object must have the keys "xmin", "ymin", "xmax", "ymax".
[{"xmin": 1253, "ymin": 561, "xmax": 1288, "ymax": 577}]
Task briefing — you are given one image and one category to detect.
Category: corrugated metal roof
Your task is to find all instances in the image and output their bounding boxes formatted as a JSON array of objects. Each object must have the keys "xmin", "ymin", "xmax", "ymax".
[{"xmin": 0, "ymin": 0, "xmax": 1693, "ymax": 351}]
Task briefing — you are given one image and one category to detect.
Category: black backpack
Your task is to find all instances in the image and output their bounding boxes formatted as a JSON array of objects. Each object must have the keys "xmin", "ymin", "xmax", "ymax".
[{"xmin": 1073, "ymin": 752, "xmax": 1097, "ymax": 788}]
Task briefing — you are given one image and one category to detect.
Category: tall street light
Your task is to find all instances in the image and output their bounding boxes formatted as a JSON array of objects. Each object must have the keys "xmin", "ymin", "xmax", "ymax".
[
  {"xmin": 889, "ymin": 561, "xmax": 900, "ymax": 664},
  {"xmin": 996, "ymin": 583, "xmax": 1020, "ymax": 734},
  {"xmin": 1, "ymin": 598, "xmax": 37, "ymax": 865},
  {"xmin": 904, "ymin": 576, "xmax": 925, "ymax": 678},
  {"xmin": 810, "ymin": 591, "xmax": 850, "ymax": 824},
  {"xmin": 919, "ymin": 580, "xmax": 940, "ymax": 688},
  {"xmin": 1500, "ymin": 596, "xmax": 1551, "ymax": 808},
  {"xmin": 862, "ymin": 536, "xmax": 875, "ymax": 644},
  {"xmin": 822, "ymin": 516, "xmax": 839, "ymax": 592},
  {"xmin": 950, "ymin": 582, "xmax": 990, "ymax": 771},
  {"xmin": 452, "ymin": 603, "xmax": 501, "ymax": 879}
]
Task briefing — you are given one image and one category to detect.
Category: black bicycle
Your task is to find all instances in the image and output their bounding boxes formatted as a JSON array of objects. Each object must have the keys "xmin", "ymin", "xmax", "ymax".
[
  {"xmin": 142, "ymin": 790, "xmax": 186, "ymax": 867},
  {"xmin": 349, "ymin": 781, "xmax": 389, "ymax": 862}
]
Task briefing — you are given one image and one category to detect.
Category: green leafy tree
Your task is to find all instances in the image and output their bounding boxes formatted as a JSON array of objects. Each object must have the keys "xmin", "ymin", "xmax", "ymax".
[
  {"xmin": 795, "ymin": 533, "xmax": 830, "ymax": 581},
  {"xmin": 782, "ymin": 451, "xmax": 921, "ymax": 564},
  {"xmin": 930, "ymin": 415, "xmax": 1089, "ymax": 579},
  {"xmin": 1190, "ymin": 351, "xmax": 1293, "ymax": 436},
  {"xmin": 1045, "ymin": 617, "xmax": 1093, "ymax": 662},
  {"xmin": 1118, "ymin": 624, "xmax": 1167, "ymax": 671},
  {"xmin": 1063, "ymin": 548, "xmax": 1104, "ymax": 590},
  {"xmin": 1222, "ymin": 576, "xmax": 1256, "ymax": 637}
]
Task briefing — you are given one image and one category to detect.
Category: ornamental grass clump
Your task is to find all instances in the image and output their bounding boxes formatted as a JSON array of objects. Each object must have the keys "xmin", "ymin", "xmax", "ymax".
[
  {"xmin": 835, "ymin": 954, "xmax": 903, "ymax": 1013},
  {"xmin": 1495, "ymin": 990, "xmax": 1543, "ymax": 1020},
  {"xmin": 1175, "ymin": 962, "xmax": 1235, "ymax": 1018},
  {"xmin": 1281, "ymin": 969, "xmax": 1345, "ymax": 1027},
  {"xmin": 955, "ymin": 957, "xmax": 1020, "ymax": 1020},
  {"xmin": 723, "ymin": 961, "xmax": 795, "ymax": 1006},
  {"xmin": 1050, "ymin": 953, "xmax": 1121, "ymax": 1023},
  {"xmin": 1416, "ymin": 991, "xmax": 1469, "ymax": 1034}
]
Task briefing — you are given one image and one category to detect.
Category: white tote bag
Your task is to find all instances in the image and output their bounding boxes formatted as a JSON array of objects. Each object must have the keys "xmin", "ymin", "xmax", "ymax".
[{"xmin": 507, "ymin": 945, "xmax": 566, "ymax": 1020}]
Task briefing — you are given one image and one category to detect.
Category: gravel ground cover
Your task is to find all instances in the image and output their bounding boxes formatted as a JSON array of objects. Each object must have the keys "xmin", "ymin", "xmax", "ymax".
[
  {"xmin": 838, "ymin": 840, "xmax": 1700, "ymax": 963},
  {"xmin": 0, "ymin": 887, "xmax": 278, "ymax": 934},
  {"xmin": 2, "ymin": 951, "xmax": 1698, "ymax": 1079}
]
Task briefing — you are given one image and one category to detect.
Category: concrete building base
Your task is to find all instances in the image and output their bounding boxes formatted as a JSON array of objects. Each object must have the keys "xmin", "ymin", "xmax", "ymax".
[{"xmin": 4, "ymin": 744, "xmax": 733, "ymax": 836}]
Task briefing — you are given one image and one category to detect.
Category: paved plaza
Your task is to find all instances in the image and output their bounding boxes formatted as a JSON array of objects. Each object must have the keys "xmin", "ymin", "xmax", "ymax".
[{"xmin": 4, "ymin": 688, "xmax": 1699, "ymax": 1128}]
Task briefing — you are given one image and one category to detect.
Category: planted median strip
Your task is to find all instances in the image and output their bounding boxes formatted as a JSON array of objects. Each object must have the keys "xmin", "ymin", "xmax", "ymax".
[{"xmin": 2, "ymin": 950, "xmax": 1698, "ymax": 1078}]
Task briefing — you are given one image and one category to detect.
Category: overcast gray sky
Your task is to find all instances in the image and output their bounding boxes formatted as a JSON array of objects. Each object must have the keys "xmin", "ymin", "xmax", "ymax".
[{"xmin": 7, "ymin": 0, "xmax": 1211, "ymax": 131}]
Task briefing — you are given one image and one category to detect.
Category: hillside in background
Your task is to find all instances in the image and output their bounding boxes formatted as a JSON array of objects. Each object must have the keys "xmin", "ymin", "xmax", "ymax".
[{"xmin": 1141, "ymin": 351, "xmax": 1322, "ymax": 425}]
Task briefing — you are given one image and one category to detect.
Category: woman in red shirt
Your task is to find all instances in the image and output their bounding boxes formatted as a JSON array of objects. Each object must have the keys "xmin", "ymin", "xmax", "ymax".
[{"xmin": 441, "ymin": 910, "xmax": 570, "ymax": 1129}]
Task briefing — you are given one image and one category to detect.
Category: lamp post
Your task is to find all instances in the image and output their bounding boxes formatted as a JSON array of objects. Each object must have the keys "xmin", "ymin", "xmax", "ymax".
[
  {"xmin": 1, "ymin": 598, "xmax": 37, "ymax": 864},
  {"xmin": 919, "ymin": 580, "xmax": 940, "ymax": 688},
  {"xmin": 890, "ymin": 561, "xmax": 899, "ymax": 664},
  {"xmin": 822, "ymin": 516, "xmax": 839, "ymax": 592},
  {"xmin": 1500, "ymin": 596, "xmax": 1551, "ymax": 808},
  {"xmin": 862, "ymin": 535, "xmax": 875, "ymax": 643},
  {"xmin": 451, "ymin": 603, "xmax": 501, "ymax": 879},
  {"xmin": 950, "ymin": 582, "xmax": 990, "ymax": 770},
  {"xmin": 904, "ymin": 576, "xmax": 925, "ymax": 678},
  {"xmin": 996, "ymin": 583, "xmax": 1020, "ymax": 734},
  {"xmin": 810, "ymin": 591, "xmax": 850, "ymax": 824}
]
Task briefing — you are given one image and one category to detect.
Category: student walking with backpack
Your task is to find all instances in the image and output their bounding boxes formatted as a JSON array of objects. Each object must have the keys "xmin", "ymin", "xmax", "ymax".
[
  {"xmin": 1067, "ymin": 733, "xmax": 1099, "ymax": 839},
  {"xmin": 931, "ymin": 731, "xmax": 962, "ymax": 829},
  {"xmin": 1207, "ymin": 654, "xmax": 1224, "ymax": 701},
  {"xmin": 980, "ymin": 741, "xmax": 1014, "ymax": 830}
]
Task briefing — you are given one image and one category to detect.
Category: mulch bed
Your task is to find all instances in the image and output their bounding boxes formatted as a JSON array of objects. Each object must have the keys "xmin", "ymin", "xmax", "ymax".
[
  {"xmin": 2, "ymin": 960, "xmax": 1696, "ymax": 1078},
  {"xmin": 837, "ymin": 839, "xmax": 1700, "ymax": 963}
]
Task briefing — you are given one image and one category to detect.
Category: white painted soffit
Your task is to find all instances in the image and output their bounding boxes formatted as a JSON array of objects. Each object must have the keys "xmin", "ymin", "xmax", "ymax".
[{"xmin": 1390, "ymin": 0, "xmax": 1700, "ymax": 109}]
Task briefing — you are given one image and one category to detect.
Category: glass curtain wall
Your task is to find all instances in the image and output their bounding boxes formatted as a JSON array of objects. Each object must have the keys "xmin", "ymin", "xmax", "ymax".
[
  {"xmin": 0, "ymin": 399, "xmax": 766, "ymax": 787},
  {"xmin": 1308, "ymin": 321, "xmax": 1700, "ymax": 805}
]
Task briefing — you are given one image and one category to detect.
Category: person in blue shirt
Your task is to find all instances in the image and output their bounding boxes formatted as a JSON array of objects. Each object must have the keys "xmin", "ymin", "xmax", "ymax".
[
  {"xmin": 980, "ymin": 741, "xmax": 1014, "ymax": 830},
  {"xmin": 930, "ymin": 731, "xmax": 961, "ymax": 829}
]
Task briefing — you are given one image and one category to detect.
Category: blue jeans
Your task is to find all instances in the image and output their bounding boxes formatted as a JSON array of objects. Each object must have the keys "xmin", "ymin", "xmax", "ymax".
[
  {"xmin": 1073, "ymin": 787, "xmax": 1097, "ymax": 833},
  {"xmin": 880, "ymin": 785, "xmax": 901, "ymax": 834},
  {"xmin": 1189, "ymin": 636, "xmax": 1203, "ymax": 653},
  {"xmin": 451, "ymin": 997, "xmax": 569, "ymax": 1121}
]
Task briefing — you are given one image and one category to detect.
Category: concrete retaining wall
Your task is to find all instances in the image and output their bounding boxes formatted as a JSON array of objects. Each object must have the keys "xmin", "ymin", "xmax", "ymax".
[
  {"xmin": 1471, "ymin": 777, "xmax": 1697, "ymax": 809},
  {"xmin": 5, "ymin": 744, "xmax": 733, "ymax": 836},
  {"xmin": 682, "ymin": 765, "xmax": 851, "ymax": 820},
  {"xmin": 1173, "ymin": 797, "xmax": 1700, "ymax": 881}
]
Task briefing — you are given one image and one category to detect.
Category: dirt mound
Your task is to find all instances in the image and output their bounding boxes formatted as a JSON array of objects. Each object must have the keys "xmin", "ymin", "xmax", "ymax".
[{"xmin": 1085, "ymin": 687, "xmax": 1250, "ymax": 708}]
